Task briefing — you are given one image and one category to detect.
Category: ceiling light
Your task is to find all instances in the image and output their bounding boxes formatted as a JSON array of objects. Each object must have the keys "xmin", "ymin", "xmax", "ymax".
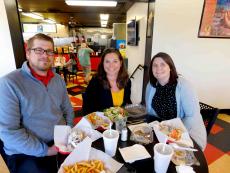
[
  {"xmin": 65, "ymin": 0, "xmax": 117, "ymax": 7},
  {"xmin": 43, "ymin": 18, "xmax": 56, "ymax": 24},
  {"xmin": 21, "ymin": 12, "xmax": 44, "ymax": 20},
  {"xmin": 100, "ymin": 14, "xmax": 109, "ymax": 20},
  {"xmin": 18, "ymin": 8, "xmax": 22, "ymax": 12}
]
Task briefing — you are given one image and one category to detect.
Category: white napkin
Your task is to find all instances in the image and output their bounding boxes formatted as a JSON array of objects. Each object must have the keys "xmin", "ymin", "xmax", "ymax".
[
  {"xmin": 176, "ymin": 165, "xmax": 196, "ymax": 173},
  {"xmin": 119, "ymin": 144, "xmax": 151, "ymax": 163}
]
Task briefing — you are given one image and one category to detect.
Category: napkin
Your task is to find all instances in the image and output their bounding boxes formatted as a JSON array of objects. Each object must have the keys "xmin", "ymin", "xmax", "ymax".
[
  {"xmin": 176, "ymin": 165, "xmax": 196, "ymax": 173},
  {"xmin": 119, "ymin": 144, "xmax": 151, "ymax": 163}
]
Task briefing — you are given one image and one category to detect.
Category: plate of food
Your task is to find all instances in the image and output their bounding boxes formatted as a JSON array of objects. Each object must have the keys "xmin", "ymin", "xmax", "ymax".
[
  {"xmin": 149, "ymin": 118, "xmax": 194, "ymax": 147},
  {"xmin": 85, "ymin": 112, "xmax": 112, "ymax": 130},
  {"xmin": 56, "ymin": 128, "xmax": 86, "ymax": 154},
  {"xmin": 159, "ymin": 124, "xmax": 183, "ymax": 141},
  {"xmin": 171, "ymin": 149, "xmax": 199, "ymax": 166},
  {"xmin": 130, "ymin": 125, "xmax": 153, "ymax": 144},
  {"xmin": 103, "ymin": 107, "xmax": 128, "ymax": 122}
]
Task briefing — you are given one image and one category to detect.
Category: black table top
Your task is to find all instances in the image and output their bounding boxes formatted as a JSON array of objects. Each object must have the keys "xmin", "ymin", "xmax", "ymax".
[
  {"xmin": 58, "ymin": 115, "xmax": 209, "ymax": 173},
  {"xmin": 92, "ymin": 116, "xmax": 209, "ymax": 173}
]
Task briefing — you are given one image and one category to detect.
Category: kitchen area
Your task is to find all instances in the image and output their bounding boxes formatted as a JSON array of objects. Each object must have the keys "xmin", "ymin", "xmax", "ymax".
[{"xmin": 18, "ymin": 0, "xmax": 130, "ymax": 71}]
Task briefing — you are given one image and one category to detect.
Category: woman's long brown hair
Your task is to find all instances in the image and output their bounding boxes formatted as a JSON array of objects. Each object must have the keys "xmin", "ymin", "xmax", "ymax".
[{"xmin": 97, "ymin": 48, "xmax": 129, "ymax": 89}]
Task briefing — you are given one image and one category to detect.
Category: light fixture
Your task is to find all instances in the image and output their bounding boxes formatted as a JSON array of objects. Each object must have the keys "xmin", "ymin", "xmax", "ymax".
[
  {"xmin": 101, "ymin": 24, "xmax": 107, "ymax": 27},
  {"xmin": 43, "ymin": 18, "xmax": 56, "ymax": 24},
  {"xmin": 100, "ymin": 14, "xmax": 109, "ymax": 20},
  {"xmin": 18, "ymin": 8, "xmax": 22, "ymax": 12},
  {"xmin": 65, "ymin": 0, "xmax": 117, "ymax": 7},
  {"xmin": 21, "ymin": 12, "xmax": 44, "ymax": 20}
]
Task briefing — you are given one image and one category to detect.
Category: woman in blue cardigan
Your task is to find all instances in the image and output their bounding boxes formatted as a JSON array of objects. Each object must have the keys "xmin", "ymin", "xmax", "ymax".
[
  {"xmin": 83, "ymin": 48, "xmax": 131, "ymax": 115},
  {"xmin": 145, "ymin": 52, "xmax": 207, "ymax": 150}
]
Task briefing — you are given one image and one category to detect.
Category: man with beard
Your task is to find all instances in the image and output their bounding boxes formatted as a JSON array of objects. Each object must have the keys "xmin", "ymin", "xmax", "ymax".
[{"xmin": 0, "ymin": 33, "xmax": 74, "ymax": 173}]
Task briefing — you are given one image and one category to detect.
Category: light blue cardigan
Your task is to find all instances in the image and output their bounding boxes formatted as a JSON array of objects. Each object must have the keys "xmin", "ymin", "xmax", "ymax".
[
  {"xmin": 0, "ymin": 62, "xmax": 74, "ymax": 156},
  {"xmin": 145, "ymin": 76, "xmax": 207, "ymax": 150}
]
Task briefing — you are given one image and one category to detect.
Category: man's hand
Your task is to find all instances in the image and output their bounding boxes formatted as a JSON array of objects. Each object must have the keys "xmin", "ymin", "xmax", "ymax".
[{"xmin": 47, "ymin": 145, "xmax": 58, "ymax": 156}]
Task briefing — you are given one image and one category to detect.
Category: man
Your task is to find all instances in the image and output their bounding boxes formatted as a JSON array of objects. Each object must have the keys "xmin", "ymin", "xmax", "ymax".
[
  {"xmin": 0, "ymin": 33, "xmax": 74, "ymax": 173},
  {"xmin": 78, "ymin": 43, "xmax": 94, "ymax": 83}
]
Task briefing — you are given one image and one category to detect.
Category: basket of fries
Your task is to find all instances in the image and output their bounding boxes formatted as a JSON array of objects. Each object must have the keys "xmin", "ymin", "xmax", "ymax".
[
  {"xmin": 58, "ymin": 137, "xmax": 123, "ymax": 173},
  {"xmin": 63, "ymin": 160, "xmax": 105, "ymax": 173}
]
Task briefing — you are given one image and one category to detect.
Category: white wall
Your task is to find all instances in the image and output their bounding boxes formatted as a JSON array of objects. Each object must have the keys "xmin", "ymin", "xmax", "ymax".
[
  {"xmin": 153, "ymin": 0, "xmax": 230, "ymax": 108},
  {"xmin": 0, "ymin": 0, "xmax": 16, "ymax": 77},
  {"xmin": 126, "ymin": 2, "xmax": 148, "ymax": 104}
]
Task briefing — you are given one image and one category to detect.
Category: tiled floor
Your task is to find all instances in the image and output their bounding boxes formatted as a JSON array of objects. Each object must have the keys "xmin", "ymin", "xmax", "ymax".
[
  {"xmin": 204, "ymin": 114, "xmax": 230, "ymax": 173},
  {"xmin": 66, "ymin": 72, "xmax": 230, "ymax": 173}
]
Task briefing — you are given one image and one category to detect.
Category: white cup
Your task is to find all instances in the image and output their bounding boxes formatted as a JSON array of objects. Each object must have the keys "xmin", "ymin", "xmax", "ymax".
[
  {"xmin": 154, "ymin": 143, "xmax": 174, "ymax": 173},
  {"xmin": 102, "ymin": 129, "xmax": 119, "ymax": 157}
]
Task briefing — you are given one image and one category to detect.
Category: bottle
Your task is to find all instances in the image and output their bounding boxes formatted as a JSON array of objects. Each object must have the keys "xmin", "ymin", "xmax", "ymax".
[{"xmin": 121, "ymin": 128, "xmax": 128, "ymax": 141}]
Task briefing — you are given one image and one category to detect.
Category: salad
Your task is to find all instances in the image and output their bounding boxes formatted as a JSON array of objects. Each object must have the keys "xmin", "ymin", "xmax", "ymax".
[{"xmin": 103, "ymin": 107, "xmax": 128, "ymax": 122}]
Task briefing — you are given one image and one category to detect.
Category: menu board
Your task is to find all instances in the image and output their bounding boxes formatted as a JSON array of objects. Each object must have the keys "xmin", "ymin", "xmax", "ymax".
[{"xmin": 23, "ymin": 23, "xmax": 56, "ymax": 33}]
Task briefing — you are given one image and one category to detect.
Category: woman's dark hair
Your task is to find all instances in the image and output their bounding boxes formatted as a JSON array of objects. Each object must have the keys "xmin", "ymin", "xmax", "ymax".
[
  {"xmin": 149, "ymin": 52, "xmax": 178, "ymax": 87},
  {"xmin": 97, "ymin": 48, "xmax": 129, "ymax": 89}
]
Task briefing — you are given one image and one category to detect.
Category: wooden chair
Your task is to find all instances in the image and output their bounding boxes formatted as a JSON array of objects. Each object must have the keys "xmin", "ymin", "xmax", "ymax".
[{"xmin": 199, "ymin": 102, "xmax": 219, "ymax": 135}]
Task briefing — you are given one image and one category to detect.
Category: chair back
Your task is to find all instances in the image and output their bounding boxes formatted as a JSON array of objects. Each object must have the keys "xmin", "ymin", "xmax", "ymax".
[
  {"xmin": 199, "ymin": 102, "xmax": 219, "ymax": 135},
  {"xmin": 0, "ymin": 139, "xmax": 6, "ymax": 162},
  {"xmin": 82, "ymin": 92, "xmax": 87, "ymax": 115}
]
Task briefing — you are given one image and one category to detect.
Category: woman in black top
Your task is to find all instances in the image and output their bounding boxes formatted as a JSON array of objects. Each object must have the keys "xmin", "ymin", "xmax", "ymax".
[{"xmin": 82, "ymin": 48, "xmax": 131, "ymax": 115}]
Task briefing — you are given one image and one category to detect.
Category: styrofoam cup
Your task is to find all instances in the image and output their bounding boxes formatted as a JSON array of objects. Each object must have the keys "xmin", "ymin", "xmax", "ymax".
[
  {"xmin": 102, "ymin": 129, "xmax": 119, "ymax": 157},
  {"xmin": 154, "ymin": 143, "xmax": 174, "ymax": 173}
]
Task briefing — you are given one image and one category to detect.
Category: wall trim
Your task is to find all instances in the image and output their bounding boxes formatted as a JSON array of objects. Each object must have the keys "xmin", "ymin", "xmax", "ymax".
[
  {"xmin": 4, "ymin": 0, "xmax": 25, "ymax": 68},
  {"xmin": 219, "ymin": 109, "xmax": 230, "ymax": 115}
]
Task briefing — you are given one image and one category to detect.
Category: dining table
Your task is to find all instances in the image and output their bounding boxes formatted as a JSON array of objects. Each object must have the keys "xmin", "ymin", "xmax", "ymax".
[{"xmin": 91, "ymin": 115, "xmax": 209, "ymax": 173}]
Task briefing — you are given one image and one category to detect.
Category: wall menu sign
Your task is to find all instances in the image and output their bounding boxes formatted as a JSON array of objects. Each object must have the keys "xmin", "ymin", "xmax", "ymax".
[{"xmin": 23, "ymin": 24, "xmax": 57, "ymax": 33}]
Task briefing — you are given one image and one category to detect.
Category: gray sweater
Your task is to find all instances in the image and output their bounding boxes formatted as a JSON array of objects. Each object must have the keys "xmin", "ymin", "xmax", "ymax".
[
  {"xmin": 0, "ymin": 61, "xmax": 74, "ymax": 156},
  {"xmin": 145, "ymin": 76, "xmax": 207, "ymax": 150}
]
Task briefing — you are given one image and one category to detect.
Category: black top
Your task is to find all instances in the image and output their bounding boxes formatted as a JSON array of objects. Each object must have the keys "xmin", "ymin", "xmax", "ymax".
[
  {"xmin": 82, "ymin": 76, "xmax": 132, "ymax": 115},
  {"xmin": 151, "ymin": 82, "xmax": 177, "ymax": 120}
]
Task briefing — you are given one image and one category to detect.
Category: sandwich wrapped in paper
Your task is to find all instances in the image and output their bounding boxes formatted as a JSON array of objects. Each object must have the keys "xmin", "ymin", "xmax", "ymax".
[{"xmin": 54, "ymin": 124, "xmax": 102, "ymax": 154}]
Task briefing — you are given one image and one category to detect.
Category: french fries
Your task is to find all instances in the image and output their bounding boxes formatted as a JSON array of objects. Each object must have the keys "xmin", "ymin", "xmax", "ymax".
[{"xmin": 63, "ymin": 160, "xmax": 105, "ymax": 173}]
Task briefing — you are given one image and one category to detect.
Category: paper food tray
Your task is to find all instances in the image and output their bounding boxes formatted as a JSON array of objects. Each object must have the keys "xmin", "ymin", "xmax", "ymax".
[
  {"xmin": 58, "ymin": 137, "xmax": 123, "ymax": 173},
  {"xmin": 149, "ymin": 118, "xmax": 194, "ymax": 147},
  {"xmin": 84, "ymin": 112, "xmax": 112, "ymax": 130},
  {"xmin": 54, "ymin": 125, "xmax": 102, "ymax": 154}
]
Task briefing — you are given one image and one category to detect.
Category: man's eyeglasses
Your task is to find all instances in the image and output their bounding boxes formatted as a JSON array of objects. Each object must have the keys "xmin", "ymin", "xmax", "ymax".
[{"xmin": 30, "ymin": 48, "xmax": 54, "ymax": 56}]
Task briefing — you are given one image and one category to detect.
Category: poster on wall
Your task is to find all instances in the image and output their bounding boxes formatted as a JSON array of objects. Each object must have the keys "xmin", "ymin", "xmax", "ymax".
[{"xmin": 198, "ymin": 0, "xmax": 230, "ymax": 38}]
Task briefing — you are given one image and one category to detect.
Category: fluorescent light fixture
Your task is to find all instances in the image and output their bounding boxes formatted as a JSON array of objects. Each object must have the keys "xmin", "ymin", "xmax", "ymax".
[
  {"xmin": 101, "ymin": 20, "xmax": 108, "ymax": 25},
  {"xmin": 65, "ymin": 0, "xmax": 117, "ymax": 7},
  {"xmin": 18, "ymin": 8, "xmax": 22, "ymax": 12},
  {"xmin": 100, "ymin": 14, "xmax": 109, "ymax": 20},
  {"xmin": 21, "ymin": 12, "xmax": 44, "ymax": 20},
  {"xmin": 43, "ymin": 18, "xmax": 56, "ymax": 24}
]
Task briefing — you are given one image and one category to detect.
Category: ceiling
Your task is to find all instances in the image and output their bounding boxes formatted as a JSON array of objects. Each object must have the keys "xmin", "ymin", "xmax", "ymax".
[{"xmin": 17, "ymin": 0, "xmax": 148, "ymax": 28}]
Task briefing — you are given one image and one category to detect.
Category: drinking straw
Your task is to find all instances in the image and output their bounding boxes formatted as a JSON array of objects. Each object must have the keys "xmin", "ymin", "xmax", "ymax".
[
  {"xmin": 109, "ymin": 122, "xmax": 112, "ymax": 136},
  {"xmin": 162, "ymin": 137, "xmax": 168, "ymax": 153}
]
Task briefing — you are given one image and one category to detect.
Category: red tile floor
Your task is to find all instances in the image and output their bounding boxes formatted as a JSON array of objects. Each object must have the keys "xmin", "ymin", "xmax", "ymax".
[{"xmin": 66, "ymin": 72, "xmax": 230, "ymax": 173}]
